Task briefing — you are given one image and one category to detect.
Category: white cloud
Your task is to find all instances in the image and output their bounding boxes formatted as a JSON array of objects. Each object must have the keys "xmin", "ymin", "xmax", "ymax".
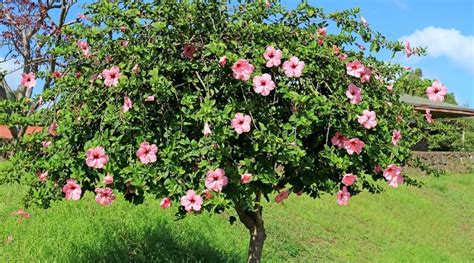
[
  {"xmin": 399, "ymin": 27, "xmax": 474, "ymax": 74},
  {"xmin": 0, "ymin": 58, "xmax": 22, "ymax": 90},
  {"xmin": 392, "ymin": 0, "xmax": 408, "ymax": 10}
]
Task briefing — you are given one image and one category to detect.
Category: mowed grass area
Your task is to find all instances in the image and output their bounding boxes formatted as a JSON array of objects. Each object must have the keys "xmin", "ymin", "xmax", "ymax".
[{"xmin": 1, "ymin": 173, "xmax": 473, "ymax": 262}]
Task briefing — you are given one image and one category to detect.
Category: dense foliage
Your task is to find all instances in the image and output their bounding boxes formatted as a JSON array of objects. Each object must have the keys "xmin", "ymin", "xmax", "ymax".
[{"xmin": 1, "ymin": 0, "xmax": 434, "ymax": 260}]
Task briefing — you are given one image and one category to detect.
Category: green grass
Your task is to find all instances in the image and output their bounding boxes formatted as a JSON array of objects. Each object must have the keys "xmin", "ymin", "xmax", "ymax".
[{"xmin": 1, "ymin": 173, "xmax": 473, "ymax": 262}]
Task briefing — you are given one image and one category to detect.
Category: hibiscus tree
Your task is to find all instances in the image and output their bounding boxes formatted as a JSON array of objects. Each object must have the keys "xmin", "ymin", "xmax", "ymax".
[{"xmin": 6, "ymin": 1, "xmax": 434, "ymax": 262}]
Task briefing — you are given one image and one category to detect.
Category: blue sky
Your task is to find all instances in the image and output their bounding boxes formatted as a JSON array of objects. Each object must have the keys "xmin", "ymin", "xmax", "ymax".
[
  {"xmin": 2, "ymin": 0, "xmax": 473, "ymax": 107},
  {"xmin": 282, "ymin": 0, "xmax": 474, "ymax": 107}
]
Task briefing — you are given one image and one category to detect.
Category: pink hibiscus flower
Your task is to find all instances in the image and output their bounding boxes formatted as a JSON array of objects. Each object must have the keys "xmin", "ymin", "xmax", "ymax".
[
  {"xmin": 21, "ymin": 72, "xmax": 36, "ymax": 89},
  {"xmin": 346, "ymin": 60, "xmax": 365, "ymax": 78},
  {"xmin": 85, "ymin": 146, "xmax": 109, "ymax": 169},
  {"xmin": 41, "ymin": 141, "xmax": 52, "ymax": 148},
  {"xmin": 203, "ymin": 123, "xmax": 212, "ymax": 137},
  {"xmin": 425, "ymin": 109, "xmax": 433, "ymax": 123},
  {"xmin": 12, "ymin": 209, "xmax": 31, "ymax": 219},
  {"xmin": 202, "ymin": 189, "xmax": 213, "ymax": 200},
  {"xmin": 337, "ymin": 186, "xmax": 351, "ymax": 206},
  {"xmin": 231, "ymin": 113, "xmax": 252, "ymax": 134},
  {"xmin": 241, "ymin": 173, "xmax": 252, "ymax": 184},
  {"xmin": 253, "ymin": 74, "xmax": 276, "ymax": 96},
  {"xmin": 342, "ymin": 173, "xmax": 357, "ymax": 186},
  {"xmin": 122, "ymin": 96, "xmax": 132, "ymax": 113},
  {"xmin": 386, "ymin": 84, "xmax": 394, "ymax": 92},
  {"xmin": 90, "ymin": 74, "xmax": 102, "ymax": 82},
  {"xmin": 232, "ymin": 59, "xmax": 255, "ymax": 81},
  {"xmin": 275, "ymin": 191, "xmax": 290, "ymax": 203},
  {"xmin": 52, "ymin": 71, "xmax": 62, "ymax": 79},
  {"xmin": 37, "ymin": 171, "xmax": 48, "ymax": 182},
  {"xmin": 344, "ymin": 138, "xmax": 365, "ymax": 155},
  {"xmin": 182, "ymin": 44, "xmax": 196, "ymax": 59},
  {"xmin": 317, "ymin": 27, "xmax": 327, "ymax": 37},
  {"xmin": 383, "ymin": 164, "xmax": 401, "ymax": 180},
  {"xmin": 392, "ymin": 130, "xmax": 402, "ymax": 146},
  {"xmin": 181, "ymin": 190, "xmax": 203, "ymax": 212},
  {"xmin": 265, "ymin": 0, "xmax": 270, "ymax": 8},
  {"xmin": 282, "ymin": 56, "xmax": 305, "ymax": 77},
  {"xmin": 346, "ymin": 83, "xmax": 362, "ymax": 104},
  {"xmin": 358, "ymin": 110, "xmax": 377, "ymax": 129},
  {"xmin": 205, "ymin": 168, "xmax": 228, "ymax": 192},
  {"xmin": 62, "ymin": 179, "xmax": 82, "ymax": 200},
  {"xmin": 405, "ymin": 40, "xmax": 412, "ymax": 57},
  {"xmin": 387, "ymin": 174, "xmax": 404, "ymax": 188},
  {"xmin": 136, "ymin": 142, "xmax": 158, "ymax": 164},
  {"xmin": 103, "ymin": 173, "xmax": 113, "ymax": 185},
  {"xmin": 374, "ymin": 164, "xmax": 382, "ymax": 173},
  {"xmin": 48, "ymin": 122, "xmax": 58, "ymax": 136},
  {"xmin": 160, "ymin": 197, "xmax": 172, "ymax": 209},
  {"xmin": 95, "ymin": 187, "xmax": 116, "ymax": 205},
  {"xmin": 331, "ymin": 132, "xmax": 347, "ymax": 149},
  {"xmin": 426, "ymin": 80, "xmax": 448, "ymax": 102},
  {"xmin": 77, "ymin": 40, "xmax": 90, "ymax": 57},
  {"xmin": 360, "ymin": 68, "xmax": 372, "ymax": 83},
  {"xmin": 145, "ymin": 96, "xmax": 155, "ymax": 102},
  {"xmin": 332, "ymin": 45, "xmax": 340, "ymax": 54},
  {"xmin": 218, "ymin": 56, "xmax": 227, "ymax": 66},
  {"xmin": 338, "ymin": 54, "xmax": 348, "ymax": 60},
  {"xmin": 102, "ymin": 66, "xmax": 121, "ymax": 87},
  {"xmin": 383, "ymin": 164, "xmax": 404, "ymax": 188},
  {"xmin": 263, "ymin": 46, "xmax": 282, "ymax": 67},
  {"xmin": 132, "ymin": 64, "xmax": 139, "ymax": 74}
]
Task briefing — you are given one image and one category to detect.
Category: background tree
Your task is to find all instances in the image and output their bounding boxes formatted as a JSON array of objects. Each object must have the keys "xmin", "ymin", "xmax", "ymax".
[
  {"xmin": 3, "ymin": 1, "xmax": 431, "ymax": 262},
  {"xmin": 0, "ymin": 0, "xmax": 78, "ymax": 144}
]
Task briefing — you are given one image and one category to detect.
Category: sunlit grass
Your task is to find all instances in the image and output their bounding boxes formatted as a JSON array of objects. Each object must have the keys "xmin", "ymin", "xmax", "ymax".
[{"xmin": 1, "ymin": 173, "xmax": 473, "ymax": 262}]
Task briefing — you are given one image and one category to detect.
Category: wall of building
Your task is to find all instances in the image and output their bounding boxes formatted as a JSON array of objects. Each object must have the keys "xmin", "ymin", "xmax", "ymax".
[{"xmin": 410, "ymin": 151, "xmax": 473, "ymax": 174}]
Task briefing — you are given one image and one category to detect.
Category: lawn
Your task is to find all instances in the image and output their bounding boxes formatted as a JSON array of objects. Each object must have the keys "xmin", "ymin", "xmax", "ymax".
[{"xmin": 1, "ymin": 172, "xmax": 473, "ymax": 262}]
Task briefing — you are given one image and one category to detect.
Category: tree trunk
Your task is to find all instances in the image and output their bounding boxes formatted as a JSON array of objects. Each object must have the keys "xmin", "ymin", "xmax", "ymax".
[
  {"xmin": 247, "ymin": 222, "xmax": 266, "ymax": 263},
  {"xmin": 236, "ymin": 205, "xmax": 266, "ymax": 263}
]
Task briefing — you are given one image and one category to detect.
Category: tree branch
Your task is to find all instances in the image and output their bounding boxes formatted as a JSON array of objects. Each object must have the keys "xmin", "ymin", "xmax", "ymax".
[{"xmin": 43, "ymin": 0, "xmax": 77, "ymax": 91}]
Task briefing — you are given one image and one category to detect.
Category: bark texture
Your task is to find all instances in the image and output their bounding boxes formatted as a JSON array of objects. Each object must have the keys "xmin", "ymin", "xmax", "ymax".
[{"xmin": 236, "ymin": 205, "xmax": 266, "ymax": 263}]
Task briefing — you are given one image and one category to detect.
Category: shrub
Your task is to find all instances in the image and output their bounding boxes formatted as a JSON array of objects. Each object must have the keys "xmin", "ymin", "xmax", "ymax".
[{"xmin": 3, "ymin": 1, "xmax": 430, "ymax": 261}]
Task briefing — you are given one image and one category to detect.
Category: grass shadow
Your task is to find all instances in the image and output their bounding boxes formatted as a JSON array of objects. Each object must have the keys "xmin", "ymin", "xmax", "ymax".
[{"xmin": 72, "ymin": 218, "xmax": 243, "ymax": 263}]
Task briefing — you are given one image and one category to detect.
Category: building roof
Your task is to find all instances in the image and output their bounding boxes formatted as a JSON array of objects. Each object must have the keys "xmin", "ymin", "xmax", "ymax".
[
  {"xmin": 400, "ymin": 94, "xmax": 474, "ymax": 118},
  {"xmin": 0, "ymin": 125, "xmax": 43, "ymax": 139}
]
